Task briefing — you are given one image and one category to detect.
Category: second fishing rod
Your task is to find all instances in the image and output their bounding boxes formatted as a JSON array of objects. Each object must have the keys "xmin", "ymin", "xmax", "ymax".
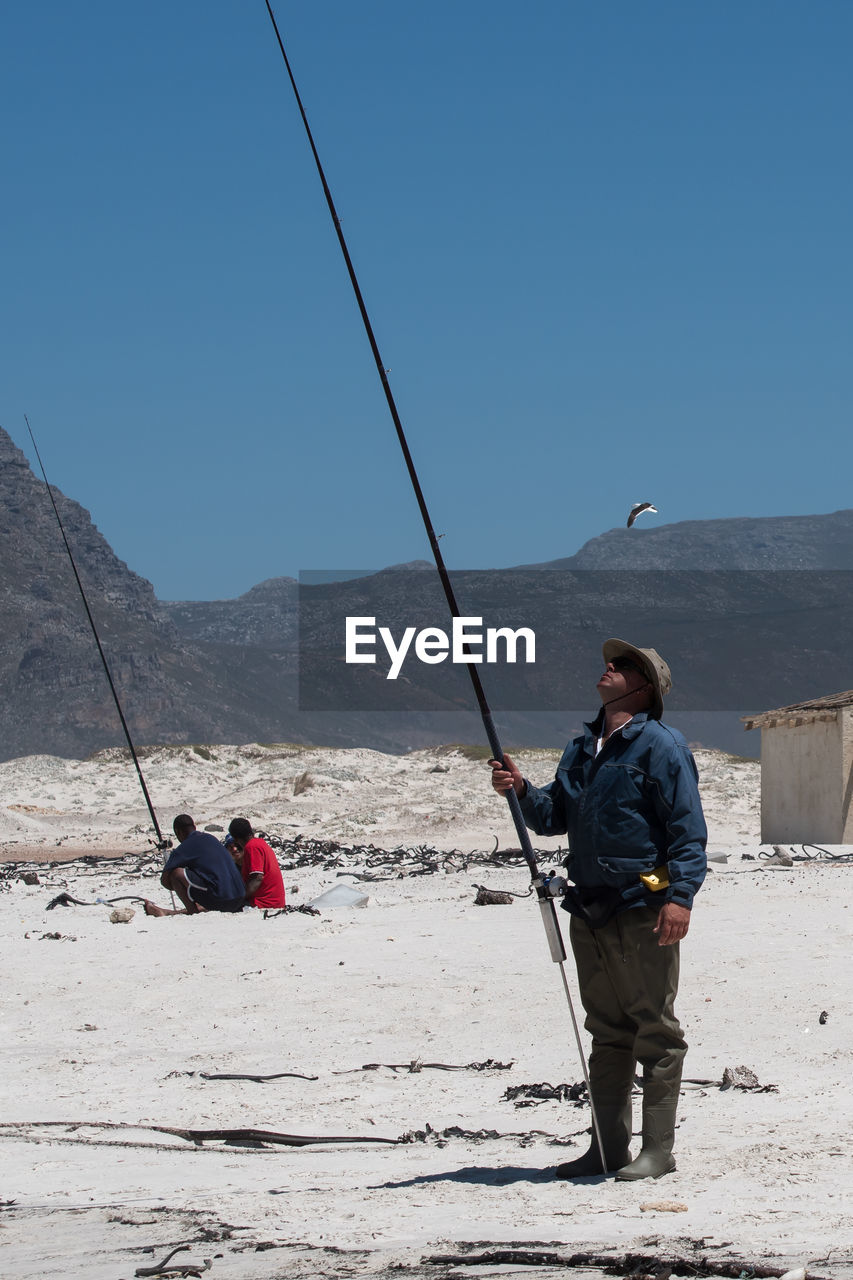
[
  {"xmin": 261, "ymin": 3, "xmax": 607, "ymax": 1172},
  {"xmin": 25, "ymin": 416, "xmax": 172, "ymax": 867}
]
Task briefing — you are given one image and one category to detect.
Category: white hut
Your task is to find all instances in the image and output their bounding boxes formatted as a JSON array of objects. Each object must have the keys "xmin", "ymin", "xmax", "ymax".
[{"xmin": 743, "ymin": 691, "xmax": 853, "ymax": 844}]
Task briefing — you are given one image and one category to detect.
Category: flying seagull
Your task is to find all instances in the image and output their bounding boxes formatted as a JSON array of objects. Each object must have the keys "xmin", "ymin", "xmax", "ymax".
[{"xmin": 627, "ymin": 501, "xmax": 658, "ymax": 528}]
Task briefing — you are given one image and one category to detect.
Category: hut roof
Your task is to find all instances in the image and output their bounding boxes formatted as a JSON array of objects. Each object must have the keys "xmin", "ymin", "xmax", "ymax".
[{"xmin": 743, "ymin": 689, "xmax": 853, "ymax": 731}]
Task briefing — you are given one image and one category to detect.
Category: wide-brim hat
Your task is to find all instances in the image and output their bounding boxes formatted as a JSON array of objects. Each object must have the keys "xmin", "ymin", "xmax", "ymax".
[{"xmin": 602, "ymin": 638, "xmax": 671, "ymax": 720}]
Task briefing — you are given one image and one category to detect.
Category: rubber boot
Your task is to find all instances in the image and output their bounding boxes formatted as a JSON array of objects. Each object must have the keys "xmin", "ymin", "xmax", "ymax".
[
  {"xmin": 554, "ymin": 1094, "xmax": 633, "ymax": 1178},
  {"xmin": 615, "ymin": 1074, "xmax": 679, "ymax": 1181},
  {"xmin": 555, "ymin": 1048, "xmax": 635, "ymax": 1179}
]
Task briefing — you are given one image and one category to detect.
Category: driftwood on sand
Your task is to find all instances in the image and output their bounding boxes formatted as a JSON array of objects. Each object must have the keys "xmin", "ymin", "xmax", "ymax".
[
  {"xmin": 0, "ymin": 1120, "xmax": 398, "ymax": 1148},
  {"xmin": 423, "ymin": 1249, "xmax": 832, "ymax": 1280}
]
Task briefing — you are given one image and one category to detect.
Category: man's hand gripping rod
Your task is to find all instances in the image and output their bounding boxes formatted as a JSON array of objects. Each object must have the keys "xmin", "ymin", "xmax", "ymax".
[{"xmin": 262, "ymin": 1, "xmax": 607, "ymax": 1175}]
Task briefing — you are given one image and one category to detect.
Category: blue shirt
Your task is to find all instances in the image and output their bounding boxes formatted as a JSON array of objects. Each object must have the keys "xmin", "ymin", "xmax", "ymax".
[{"xmin": 163, "ymin": 829, "xmax": 245, "ymax": 900}]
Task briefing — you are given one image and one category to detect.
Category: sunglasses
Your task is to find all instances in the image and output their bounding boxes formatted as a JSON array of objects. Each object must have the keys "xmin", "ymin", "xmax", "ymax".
[{"xmin": 610, "ymin": 656, "xmax": 646, "ymax": 677}]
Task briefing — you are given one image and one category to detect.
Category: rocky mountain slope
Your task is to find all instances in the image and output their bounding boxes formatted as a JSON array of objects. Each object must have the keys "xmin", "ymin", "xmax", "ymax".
[
  {"xmin": 524, "ymin": 510, "xmax": 853, "ymax": 570},
  {"xmin": 0, "ymin": 427, "xmax": 300, "ymax": 758}
]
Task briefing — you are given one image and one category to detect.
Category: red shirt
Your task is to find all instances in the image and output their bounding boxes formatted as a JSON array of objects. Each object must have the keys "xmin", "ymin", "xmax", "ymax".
[{"xmin": 241, "ymin": 837, "xmax": 286, "ymax": 909}]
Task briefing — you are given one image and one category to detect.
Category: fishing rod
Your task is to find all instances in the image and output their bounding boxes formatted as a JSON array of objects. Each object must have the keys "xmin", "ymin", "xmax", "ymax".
[
  {"xmin": 262, "ymin": 4, "xmax": 606, "ymax": 1171},
  {"xmin": 24, "ymin": 416, "xmax": 170, "ymax": 854}
]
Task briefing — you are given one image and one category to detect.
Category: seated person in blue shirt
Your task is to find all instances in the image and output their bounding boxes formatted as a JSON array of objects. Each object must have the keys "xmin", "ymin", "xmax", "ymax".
[{"xmin": 143, "ymin": 814, "xmax": 246, "ymax": 916}]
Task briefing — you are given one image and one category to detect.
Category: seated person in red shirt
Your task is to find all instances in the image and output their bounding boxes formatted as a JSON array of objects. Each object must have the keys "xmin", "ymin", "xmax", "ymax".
[
  {"xmin": 227, "ymin": 818, "xmax": 286, "ymax": 909},
  {"xmin": 144, "ymin": 814, "xmax": 246, "ymax": 916}
]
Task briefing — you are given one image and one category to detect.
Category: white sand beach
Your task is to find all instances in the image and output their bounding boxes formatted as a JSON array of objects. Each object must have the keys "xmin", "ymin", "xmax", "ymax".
[{"xmin": 1, "ymin": 742, "xmax": 851, "ymax": 1279}]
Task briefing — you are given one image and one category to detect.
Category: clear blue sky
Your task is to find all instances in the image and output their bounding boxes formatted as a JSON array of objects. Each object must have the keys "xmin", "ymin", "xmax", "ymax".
[{"xmin": 2, "ymin": 2, "xmax": 851, "ymax": 600}]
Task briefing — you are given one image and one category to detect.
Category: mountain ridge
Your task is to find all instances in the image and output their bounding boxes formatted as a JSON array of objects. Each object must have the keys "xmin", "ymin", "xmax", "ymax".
[{"xmin": 3, "ymin": 424, "xmax": 851, "ymax": 761}]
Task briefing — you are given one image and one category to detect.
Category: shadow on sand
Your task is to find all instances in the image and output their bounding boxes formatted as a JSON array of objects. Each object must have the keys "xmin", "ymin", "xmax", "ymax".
[{"xmin": 369, "ymin": 1162, "xmax": 610, "ymax": 1189}]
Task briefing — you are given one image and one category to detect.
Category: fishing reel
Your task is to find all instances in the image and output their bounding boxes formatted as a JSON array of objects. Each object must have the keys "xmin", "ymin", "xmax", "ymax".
[{"xmin": 541, "ymin": 869, "xmax": 569, "ymax": 898}]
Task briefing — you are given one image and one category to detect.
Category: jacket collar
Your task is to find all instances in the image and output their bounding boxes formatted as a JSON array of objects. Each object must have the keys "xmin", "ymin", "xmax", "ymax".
[{"xmin": 582, "ymin": 709, "xmax": 652, "ymax": 755}]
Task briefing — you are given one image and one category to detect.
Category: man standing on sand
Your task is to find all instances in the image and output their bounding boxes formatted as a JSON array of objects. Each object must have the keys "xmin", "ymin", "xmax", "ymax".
[
  {"xmin": 490, "ymin": 639, "xmax": 707, "ymax": 1181},
  {"xmin": 144, "ymin": 815, "xmax": 246, "ymax": 916},
  {"xmin": 227, "ymin": 818, "xmax": 286, "ymax": 910}
]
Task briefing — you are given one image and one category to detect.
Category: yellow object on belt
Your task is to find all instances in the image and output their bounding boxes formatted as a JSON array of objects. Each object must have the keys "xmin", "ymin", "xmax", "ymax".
[{"xmin": 639, "ymin": 864, "xmax": 670, "ymax": 891}]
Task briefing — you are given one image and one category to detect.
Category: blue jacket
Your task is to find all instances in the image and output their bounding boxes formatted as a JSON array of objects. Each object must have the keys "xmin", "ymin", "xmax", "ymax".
[{"xmin": 519, "ymin": 712, "xmax": 707, "ymax": 909}]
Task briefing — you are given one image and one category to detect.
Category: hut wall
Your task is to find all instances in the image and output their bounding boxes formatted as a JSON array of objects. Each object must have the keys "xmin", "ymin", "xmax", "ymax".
[
  {"xmin": 841, "ymin": 708, "xmax": 853, "ymax": 843},
  {"xmin": 760, "ymin": 717, "xmax": 841, "ymax": 843}
]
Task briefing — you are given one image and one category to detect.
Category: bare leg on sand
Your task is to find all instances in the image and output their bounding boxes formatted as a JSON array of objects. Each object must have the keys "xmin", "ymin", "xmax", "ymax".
[{"xmin": 143, "ymin": 868, "xmax": 206, "ymax": 917}]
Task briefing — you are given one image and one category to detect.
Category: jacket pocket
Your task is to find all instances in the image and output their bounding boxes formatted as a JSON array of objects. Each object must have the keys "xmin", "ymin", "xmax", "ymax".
[{"xmin": 595, "ymin": 852, "xmax": 659, "ymax": 885}]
